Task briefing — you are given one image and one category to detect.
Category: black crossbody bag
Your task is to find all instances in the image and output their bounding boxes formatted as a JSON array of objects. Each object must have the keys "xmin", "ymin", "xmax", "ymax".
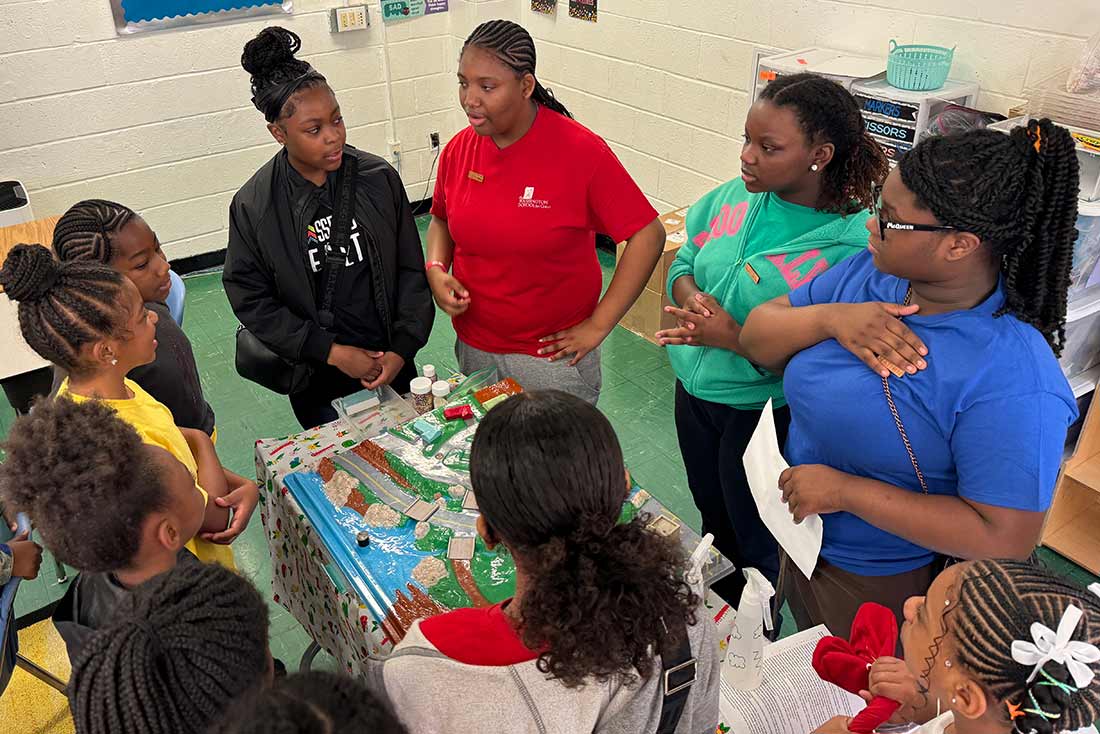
[
  {"xmin": 234, "ymin": 156, "xmax": 359, "ymax": 395},
  {"xmin": 656, "ymin": 616, "xmax": 698, "ymax": 734}
]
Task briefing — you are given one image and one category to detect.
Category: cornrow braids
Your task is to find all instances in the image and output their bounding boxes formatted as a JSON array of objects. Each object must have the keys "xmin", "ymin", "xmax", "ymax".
[
  {"xmin": 463, "ymin": 19, "xmax": 573, "ymax": 119},
  {"xmin": 69, "ymin": 562, "xmax": 271, "ymax": 734},
  {"xmin": 760, "ymin": 73, "xmax": 888, "ymax": 214},
  {"xmin": 0, "ymin": 244, "xmax": 130, "ymax": 374},
  {"xmin": 53, "ymin": 199, "xmax": 136, "ymax": 264},
  {"xmin": 899, "ymin": 119, "xmax": 1079, "ymax": 355},
  {"xmin": 214, "ymin": 671, "xmax": 408, "ymax": 734},
  {"xmin": 0, "ymin": 397, "xmax": 168, "ymax": 572},
  {"xmin": 951, "ymin": 560, "xmax": 1100, "ymax": 734}
]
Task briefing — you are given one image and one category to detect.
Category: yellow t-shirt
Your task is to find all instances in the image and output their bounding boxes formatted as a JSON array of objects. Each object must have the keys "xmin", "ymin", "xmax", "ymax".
[{"xmin": 59, "ymin": 378, "xmax": 235, "ymax": 568}]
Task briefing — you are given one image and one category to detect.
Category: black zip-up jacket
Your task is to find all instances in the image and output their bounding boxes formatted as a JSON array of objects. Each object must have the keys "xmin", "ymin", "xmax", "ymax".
[{"xmin": 223, "ymin": 145, "xmax": 433, "ymax": 366}]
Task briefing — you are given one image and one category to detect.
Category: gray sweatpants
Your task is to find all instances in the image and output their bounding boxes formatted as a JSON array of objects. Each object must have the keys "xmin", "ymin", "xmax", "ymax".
[{"xmin": 455, "ymin": 339, "xmax": 602, "ymax": 404}]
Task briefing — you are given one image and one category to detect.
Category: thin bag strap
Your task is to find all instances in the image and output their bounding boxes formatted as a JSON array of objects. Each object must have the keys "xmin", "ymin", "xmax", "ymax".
[
  {"xmin": 882, "ymin": 375, "xmax": 928, "ymax": 494},
  {"xmin": 881, "ymin": 285, "xmax": 928, "ymax": 494},
  {"xmin": 318, "ymin": 154, "xmax": 359, "ymax": 328}
]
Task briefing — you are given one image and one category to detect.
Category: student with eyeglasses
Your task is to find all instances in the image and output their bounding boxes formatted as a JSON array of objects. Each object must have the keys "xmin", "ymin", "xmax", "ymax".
[{"xmin": 740, "ymin": 119, "xmax": 1080, "ymax": 637}]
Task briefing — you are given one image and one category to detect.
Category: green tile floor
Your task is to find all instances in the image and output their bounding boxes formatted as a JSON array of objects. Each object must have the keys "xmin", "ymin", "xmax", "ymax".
[{"xmin": 2, "ymin": 215, "xmax": 1096, "ymax": 669}]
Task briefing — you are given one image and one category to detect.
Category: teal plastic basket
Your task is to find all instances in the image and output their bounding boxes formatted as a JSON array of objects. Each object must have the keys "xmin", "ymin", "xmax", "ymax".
[{"xmin": 886, "ymin": 39, "xmax": 955, "ymax": 91}]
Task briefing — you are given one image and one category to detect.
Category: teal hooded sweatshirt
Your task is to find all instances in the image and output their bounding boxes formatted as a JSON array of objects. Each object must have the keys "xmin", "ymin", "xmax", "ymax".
[{"xmin": 667, "ymin": 177, "xmax": 870, "ymax": 409}]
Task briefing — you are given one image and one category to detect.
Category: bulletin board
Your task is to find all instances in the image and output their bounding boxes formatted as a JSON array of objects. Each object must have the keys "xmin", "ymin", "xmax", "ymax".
[{"xmin": 109, "ymin": 0, "xmax": 289, "ymax": 34}]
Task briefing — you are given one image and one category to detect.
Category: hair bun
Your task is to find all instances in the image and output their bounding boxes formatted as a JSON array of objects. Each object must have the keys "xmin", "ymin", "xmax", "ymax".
[
  {"xmin": 1014, "ymin": 660, "xmax": 1076, "ymax": 734},
  {"xmin": 241, "ymin": 26, "xmax": 302, "ymax": 78},
  {"xmin": 0, "ymin": 243, "xmax": 61, "ymax": 302}
]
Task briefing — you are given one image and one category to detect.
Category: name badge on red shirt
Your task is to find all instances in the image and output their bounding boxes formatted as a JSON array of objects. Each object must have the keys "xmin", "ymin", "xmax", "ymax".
[{"xmin": 468, "ymin": 170, "xmax": 485, "ymax": 183}]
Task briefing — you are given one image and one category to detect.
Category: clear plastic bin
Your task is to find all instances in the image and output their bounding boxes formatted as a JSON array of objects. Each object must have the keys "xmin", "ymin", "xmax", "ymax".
[
  {"xmin": 1069, "ymin": 200, "xmax": 1100, "ymax": 301},
  {"xmin": 1060, "ymin": 290, "xmax": 1100, "ymax": 380}
]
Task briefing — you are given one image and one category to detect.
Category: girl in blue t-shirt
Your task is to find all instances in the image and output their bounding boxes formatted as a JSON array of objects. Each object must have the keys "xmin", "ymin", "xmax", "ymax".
[{"xmin": 740, "ymin": 119, "xmax": 1081, "ymax": 637}]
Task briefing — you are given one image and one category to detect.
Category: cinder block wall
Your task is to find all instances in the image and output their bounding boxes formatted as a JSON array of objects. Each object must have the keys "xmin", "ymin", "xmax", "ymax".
[
  {"xmin": 521, "ymin": 0, "xmax": 1097, "ymax": 211},
  {"xmin": 0, "ymin": 0, "xmax": 1092, "ymax": 257}
]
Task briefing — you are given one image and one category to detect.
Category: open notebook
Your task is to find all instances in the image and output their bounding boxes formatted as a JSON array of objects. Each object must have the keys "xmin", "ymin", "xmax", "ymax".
[{"xmin": 718, "ymin": 626, "xmax": 863, "ymax": 734}]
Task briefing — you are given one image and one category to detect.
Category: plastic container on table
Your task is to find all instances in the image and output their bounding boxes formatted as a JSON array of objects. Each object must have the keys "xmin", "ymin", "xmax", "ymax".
[
  {"xmin": 431, "ymin": 380, "xmax": 451, "ymax": 410},
  {"xmin": 886, "ymin": 40, "xmax": 955, "ymax": 91},
  {"xmin": 331, "ymin": 384, "xmax": 416, "ymax": 441},
  {"xmin": 409, "ymin": 377, "xmax": 433, "ymax": 415}
]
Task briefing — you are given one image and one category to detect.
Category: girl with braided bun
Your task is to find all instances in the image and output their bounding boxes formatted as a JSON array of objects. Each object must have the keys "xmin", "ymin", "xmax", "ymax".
[
  {"xmin": 367, "ymin": 390, "xmax": 719, "ymax": 733},
  {"xmin": 740, "ymin": 120, "xmax": 1081, "ymax": 636},
  {"xmin": 426, "ymin": 20, "xmax": 665, "ymax": 403},
  {"xmin": 661, "ymin": 72, "xmax": 888, "ymax": 608},
  {"xmin": 0, "ymin": 244, "xmax": 254, "ymax": 565},
  {"xmin": 815, "ymin": 560, "xmax": 1100, "ymax": 734},
  {"xmin": 50, "ymin": 198, "xmax": 214, "ymax": 436},
  {"xmin": 226, "ymin": 26, "xmax": 433, "ymax": 429},
  {"xmin": 68, "ymin": 561, "xmax": 273, "ymax": 734}
]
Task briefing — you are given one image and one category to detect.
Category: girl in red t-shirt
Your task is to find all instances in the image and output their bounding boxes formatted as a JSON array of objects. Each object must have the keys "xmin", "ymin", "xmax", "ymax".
[{"xmin": 426, "ymin": 20, "xmax": 665, "ymax": 403}]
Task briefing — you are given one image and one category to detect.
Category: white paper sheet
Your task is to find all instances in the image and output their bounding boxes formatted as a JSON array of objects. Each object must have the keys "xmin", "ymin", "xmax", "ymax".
[
  {"xmin": 742, "ymin": 399, "xmax": 823, "ymax": 579},
  {"xmin": 718, "ymin": 626, "xmax": 864, "ymax": 734}
]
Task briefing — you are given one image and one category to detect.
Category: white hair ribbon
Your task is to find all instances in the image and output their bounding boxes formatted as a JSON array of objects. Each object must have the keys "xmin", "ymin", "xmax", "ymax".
[{"xmin": 1011, "ymin": 604, "xmax": 1100, "ymax": 688}]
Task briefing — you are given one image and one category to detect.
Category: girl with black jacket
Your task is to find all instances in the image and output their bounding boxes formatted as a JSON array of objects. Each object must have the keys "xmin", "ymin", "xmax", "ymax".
[{"xmin": 224, "ymin": 27, "xmax": 433, "ymax": 429}]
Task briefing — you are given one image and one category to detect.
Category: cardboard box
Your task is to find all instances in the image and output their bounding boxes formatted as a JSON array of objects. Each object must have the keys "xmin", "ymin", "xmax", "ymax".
[
  {"xmin": 616, "ymin": 206, "xmax": 688, "ymax": 345},
  {"xmin": 619, "ymin": 287, "xmax": 678, "ymax": 345}
]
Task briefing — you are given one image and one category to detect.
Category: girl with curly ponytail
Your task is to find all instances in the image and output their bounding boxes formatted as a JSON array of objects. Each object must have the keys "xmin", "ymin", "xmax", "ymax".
[
  {"xmin": 815, "ymin": 560, "xmax": 1100, "ymax": 734},
  {"xmin": 741, "ymin": 120, "xmax": 1080, "ymax": 638},
  {"xmin": 368, "ymin": 390, "xmax": 719, "ymax": 734}
]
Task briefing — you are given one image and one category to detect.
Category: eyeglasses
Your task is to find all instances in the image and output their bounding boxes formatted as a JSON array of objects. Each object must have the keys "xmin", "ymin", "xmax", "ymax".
[{"xmin": 871, "ymin": 183, "xmax": 958, "ymax": 241}]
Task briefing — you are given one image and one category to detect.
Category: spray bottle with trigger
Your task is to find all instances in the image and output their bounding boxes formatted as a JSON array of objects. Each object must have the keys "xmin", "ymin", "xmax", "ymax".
[{"xmin": 722, "ymin": 567, "xmax": 775, "ymax": 690}]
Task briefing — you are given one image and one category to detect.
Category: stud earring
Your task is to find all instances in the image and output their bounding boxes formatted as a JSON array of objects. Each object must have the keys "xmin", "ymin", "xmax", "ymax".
[
  {"xmin": 810, "ymin": 164, "xmax": 820, "ymax": 172},
  {"xmin": 944, "ymin": 659, "xmax": 952, "ymax": 668},
  {"xmin": 951, "ymin": 697, "xmax": 957, "ymax": 705},
  {"xmin": 110, "ymin": 358, "xmax": 118, "ymax": 366}
]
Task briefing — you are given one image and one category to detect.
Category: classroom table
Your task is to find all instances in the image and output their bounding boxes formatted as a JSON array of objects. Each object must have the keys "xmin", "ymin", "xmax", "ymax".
[{"xmin": 255, "ymin": 383, "xmax": 732, "ymax": 677}]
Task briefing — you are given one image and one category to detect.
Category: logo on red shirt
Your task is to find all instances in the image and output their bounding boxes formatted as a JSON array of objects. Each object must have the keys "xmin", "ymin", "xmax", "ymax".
[{"xmin": 517, "ymin": 186, "xmax": 551, "ymax": 209}]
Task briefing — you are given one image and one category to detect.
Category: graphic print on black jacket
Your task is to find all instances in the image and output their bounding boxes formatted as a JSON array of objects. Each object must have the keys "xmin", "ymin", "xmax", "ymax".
[{"xmin": 223, "ymin": 145, "xmax": 433, "ymax": 370}]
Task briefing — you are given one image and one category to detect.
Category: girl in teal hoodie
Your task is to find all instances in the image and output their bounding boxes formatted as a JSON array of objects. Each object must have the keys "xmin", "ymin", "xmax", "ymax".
[{"xmin": 658, "ymin": 73, "xmax": 888, "ymax": 605}]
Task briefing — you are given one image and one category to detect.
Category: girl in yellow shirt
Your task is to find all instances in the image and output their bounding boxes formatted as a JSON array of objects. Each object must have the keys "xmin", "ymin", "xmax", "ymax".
[{"xmin": 0, "ymin": 244, "xmax": 256, "ymax": 566}]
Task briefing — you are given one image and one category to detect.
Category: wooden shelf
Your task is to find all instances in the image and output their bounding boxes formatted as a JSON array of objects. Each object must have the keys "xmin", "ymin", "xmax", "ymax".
[
  {"xmin": 1042, "ymin": 476, "xmax": 1100, "ymax": 574},
  {"xmin": 1044, "ymin": 378, "xmax": 1100, "ymax": 573},
  {"xmin": 1064, "ymin": 455, "xmax": 1100, "ymax": 490}
]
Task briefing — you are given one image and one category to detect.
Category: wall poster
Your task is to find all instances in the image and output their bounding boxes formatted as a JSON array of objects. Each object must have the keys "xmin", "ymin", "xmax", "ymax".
[
  {"xmin": 380, "ymin": 0, "xmax": 449, "ymax": 23},
  {"xmin": 568, "ymin": 0, "xmax": 596, "ymax": 22}
]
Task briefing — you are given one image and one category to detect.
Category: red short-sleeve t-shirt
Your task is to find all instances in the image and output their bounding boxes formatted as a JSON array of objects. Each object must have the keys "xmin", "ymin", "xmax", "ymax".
[{"xmin": 432, "ymin": 108, "xmax": 657, "ymax": 356}]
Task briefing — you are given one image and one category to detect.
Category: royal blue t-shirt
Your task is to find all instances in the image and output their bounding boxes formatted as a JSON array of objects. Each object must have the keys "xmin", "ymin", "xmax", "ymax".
[{"xmin": 784, "ymin": 250, "xmax": 1076, "ymax": 576}]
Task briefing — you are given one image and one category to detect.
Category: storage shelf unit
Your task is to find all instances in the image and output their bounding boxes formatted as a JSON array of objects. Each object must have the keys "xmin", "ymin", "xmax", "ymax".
[
  {"xmin": 1045, "ymin": 371, "xmax": 1100, "ymax": 574},
  {"xmin": 850, "ymin": 76, "xmax": 979, "ymax": 167}
]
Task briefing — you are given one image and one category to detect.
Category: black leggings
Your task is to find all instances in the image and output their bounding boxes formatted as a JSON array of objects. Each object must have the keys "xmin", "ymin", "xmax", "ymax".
[
  {"xmin": 674, "ymin": 381, "xmax": 791, "ymax": 606},
  {"xmin": 289, "ymin": 360, "xmax": 418, "ymax": 430}
]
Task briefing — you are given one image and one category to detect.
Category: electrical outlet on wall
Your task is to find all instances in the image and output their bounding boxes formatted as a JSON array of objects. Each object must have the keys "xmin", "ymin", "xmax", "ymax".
[
  {"xmin": 389, "ymin": 141, "xmax": 402, "ymax": 172},
  {"xmin": 330, "ymin": 5, "xmax": 369, "ymax": 33},
  {"xmin": 429, "ymin": 132, "xmax": 440, "ymax": 150}
]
